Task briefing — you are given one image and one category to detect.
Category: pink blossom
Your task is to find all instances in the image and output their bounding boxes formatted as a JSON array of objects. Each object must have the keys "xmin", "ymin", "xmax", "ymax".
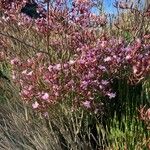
[
  {"xmin": 104, "ymin": 57, "xmax": 111, "ymax": 62},
  {"xmin": 21, "ymin": 89, "xmax": 29, "ymax": 96},
  {"xmin": 41, "ymin": 92, "xmax": 49, "ymax": 100},
  {"xmin": 10, "ymin": 57, "xmax": 20, "ymax": 65},
  {"xmin": 4, "ymin": 0, "xmax": 150, "ymax": 113},
  {"xmin": 126, "ymin": 55, "xmax": 131, "ymax": 60},
  {"xmin": 53, "ymin": 64, "xmax": 61, "ymax": 71},
  {"xmin": 18, "ymin": 22, "xmax": 23, "ymax": 26},
  {"xmin": 100, "ymin": 41, "xmax": 107, "ymax": 48},
  {"xmin": 63, "ymin": 63, "xmax": 69, "ymax": 69},
  {"xmin": 21, "ymin": 85, "xmax": 33, "ymax": 98},
  {"xmin": 98, "ymin": 65, "xmax": 107, "ymax": 71},
  {"xmin": 22, "ymin": 70, "xmax": 27, "ymax": 74},
  {"xmin": 48, "ymin": 65, "xmax": 53, "ymax": 71},
  {"xmin": 27, "ymin": 59, "xmax": 34, "ymax": 67},
  {"xmin": 101, "ymin": 80, "xmax": 109, "ymax": 85},
  {"xmin": 81, "ymin": 80, "xmax": 89, "ymax": 89},
  {"xmin": 55, "ymin": 92, "xmax": 59, "ymax": 96},
  {"xmin": 68, "ymin": 60, "xmax": 75, "ymax": 65},
  {"xmin": 36, "ymin": 52, "xmax": 44, "ymax": 60},
  {"xmin": 99, "ymin": 85, "xmax": 103, "ymax": 89},
  {"xmin": 78, "ymin": 59, "xmax": 85, "ymax": 64},
  {"xmin": 27, "ymin": 71, "xmax": 33, "ymax": 76},
  {"xmin": 36, "ymin": 52, "xmax": 43, "ymax": 58},
  {"xmin": 133, "ymin": 66, "xmax": 138, "ymax": 74},
  {"xmin": 32, "ymin": 101, "xmax": 39, "ymax": 109},
  {"xmin": 107, "ymin": 92, "xmax": 116, "ymax": 99},
  {"xmin": 82, "ymin": 100, "xmax": 91, "ymax": 108}
]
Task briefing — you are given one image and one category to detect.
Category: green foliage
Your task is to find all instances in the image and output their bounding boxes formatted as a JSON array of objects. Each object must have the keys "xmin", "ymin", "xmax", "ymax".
[{"xmin": 107, "ymin": 114, "xmax": 150, "ymax": 150}]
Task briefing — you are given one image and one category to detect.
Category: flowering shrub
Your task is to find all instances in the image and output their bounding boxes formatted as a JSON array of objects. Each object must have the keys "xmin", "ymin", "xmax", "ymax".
[
  {"xmin": 9, "ymin": 36, "xmax": 150, "ymax": 112},
  {"xmin": 0, "ymin": 0, "xmax": 150, "ymax": 112}
]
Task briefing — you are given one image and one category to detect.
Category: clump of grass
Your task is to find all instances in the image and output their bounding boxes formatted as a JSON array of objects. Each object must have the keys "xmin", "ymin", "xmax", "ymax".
[
  {"xmin": 0, "ymin": 86, "xmax": 108, "ymax": 150},
  {"xmin": 106, "ymin": 114, "xmax": 150, "ymax": 150}
]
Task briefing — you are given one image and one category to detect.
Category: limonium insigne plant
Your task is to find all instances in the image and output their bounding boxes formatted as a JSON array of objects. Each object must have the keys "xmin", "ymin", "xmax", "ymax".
[
  {"xmin": 0, "ymin": 0, "xmax": 150, "ymax": 113},
  {"xmin": 0, "ymin": 0, "xmax": 150, "ymax": 149}
]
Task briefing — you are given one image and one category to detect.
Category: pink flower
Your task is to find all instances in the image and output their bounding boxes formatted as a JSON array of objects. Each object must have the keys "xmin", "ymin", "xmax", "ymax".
[
  {"xmin": 81, "ymin": 80, "xmax": 89, "ymax": 89},
  {"xmin": 104, "ymin": 57, "xmax": 111, "ymax": 62},
  {"xmin": 125, "ymin": 54, "xmax": 131, "ymax": 60},
  {"xmin": 54, "ymin": 92, "xmax": 59, "ymax": 96},
  {"xmin": 32, "ymin": 101, "xmax": 39, "ymax": 109},
  {"xmin": 10, "ymin": 57, "xmax": 20, "ymax": 65},
  {"xmin": 36, "ymin": 52, "xmax": 43, "ymax": 60},
  {"xmin": 21, "ymin": 85, "xmax": 33, "ymax": 98},
  {"xmin": 54, "ymin": 64, "xmax": 61, "ymax": 71},
  {"xmin": 69, "ymin": 60, "xmax": 75, "ymax": 65},
  {"xmin": 22, "ymin": 70, "xmax": 27, "ymax": 74},
  {"xmin": 48, "ymin": 65, "xmax": 53, "ymax": 71},
  {"xmin": 101, "ymin": 80, "xmax": 109, "ymax": 85},
  {"xmin": 22, "ymin": 70, "xmax": 33, "ymax": 77},
  {"xmin": 78, "ymin": 59, "xmax": 85, "ymax": 64},
  {"xmin": 98, "ymin": 65, "xmax": 107, "ymax": 71},
  {"xmin": 107, "ymin": 92, "xmax": 116, "ymax": 99},
  {"xmin": 21, "ymin": 89, "xmax": 29, "ymax": 96},
  {"xmin": 63, "ymin": 63, "xmax": 69, "ymax": 69},
  {"xmin": 27, "ymin": 59, "xmax": 34, "ymax": 67},
  {"xmin": 100, "ymin": 41, "xmax": 107, "ymax": 48},
  {"xmin": 82, "ymin": 100, "xmax": 91, "ymax": 108},
  {"xmin": 41, "ymin": 92, "xmax": 49, "ymax": 100},
  {"xmin": 27, "ymin": 71, "xmax": 33, "ymax": 76},
  {"xmin": 133, "ymin": 66, "xmax": 138, "ymax": 74}
]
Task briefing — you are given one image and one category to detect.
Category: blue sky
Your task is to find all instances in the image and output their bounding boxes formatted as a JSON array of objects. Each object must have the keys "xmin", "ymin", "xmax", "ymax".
[
  {"xmin": 43, "ymin": 0, "xmax": 117, "ymax": 15},
  {"xmin": 91, "ymin": 0, "xmax": 117, "ymax": 15},
  {"xmin": 103, "ymin": 0, "xmax": 117, "ymax": 14},
  {"xmin": 43, "ymin": 0, "xmax": 146, "ymax": 15},
  {"xmin": 101, "ymin": 0, "xmax": 146, "ymax": 14}
]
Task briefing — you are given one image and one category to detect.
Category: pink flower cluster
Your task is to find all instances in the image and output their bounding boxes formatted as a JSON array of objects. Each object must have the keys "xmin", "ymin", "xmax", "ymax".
[
  {"xmin": 9, "ymin": 36, "xmax": 150, "ymax": 111},
  {"xmin": 0, "ymin": 0, "xmax": 107, "ymax": 34},
  {"xmin": 1, "ymin": 0, "xmax": 150, "ymax": 112}
]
